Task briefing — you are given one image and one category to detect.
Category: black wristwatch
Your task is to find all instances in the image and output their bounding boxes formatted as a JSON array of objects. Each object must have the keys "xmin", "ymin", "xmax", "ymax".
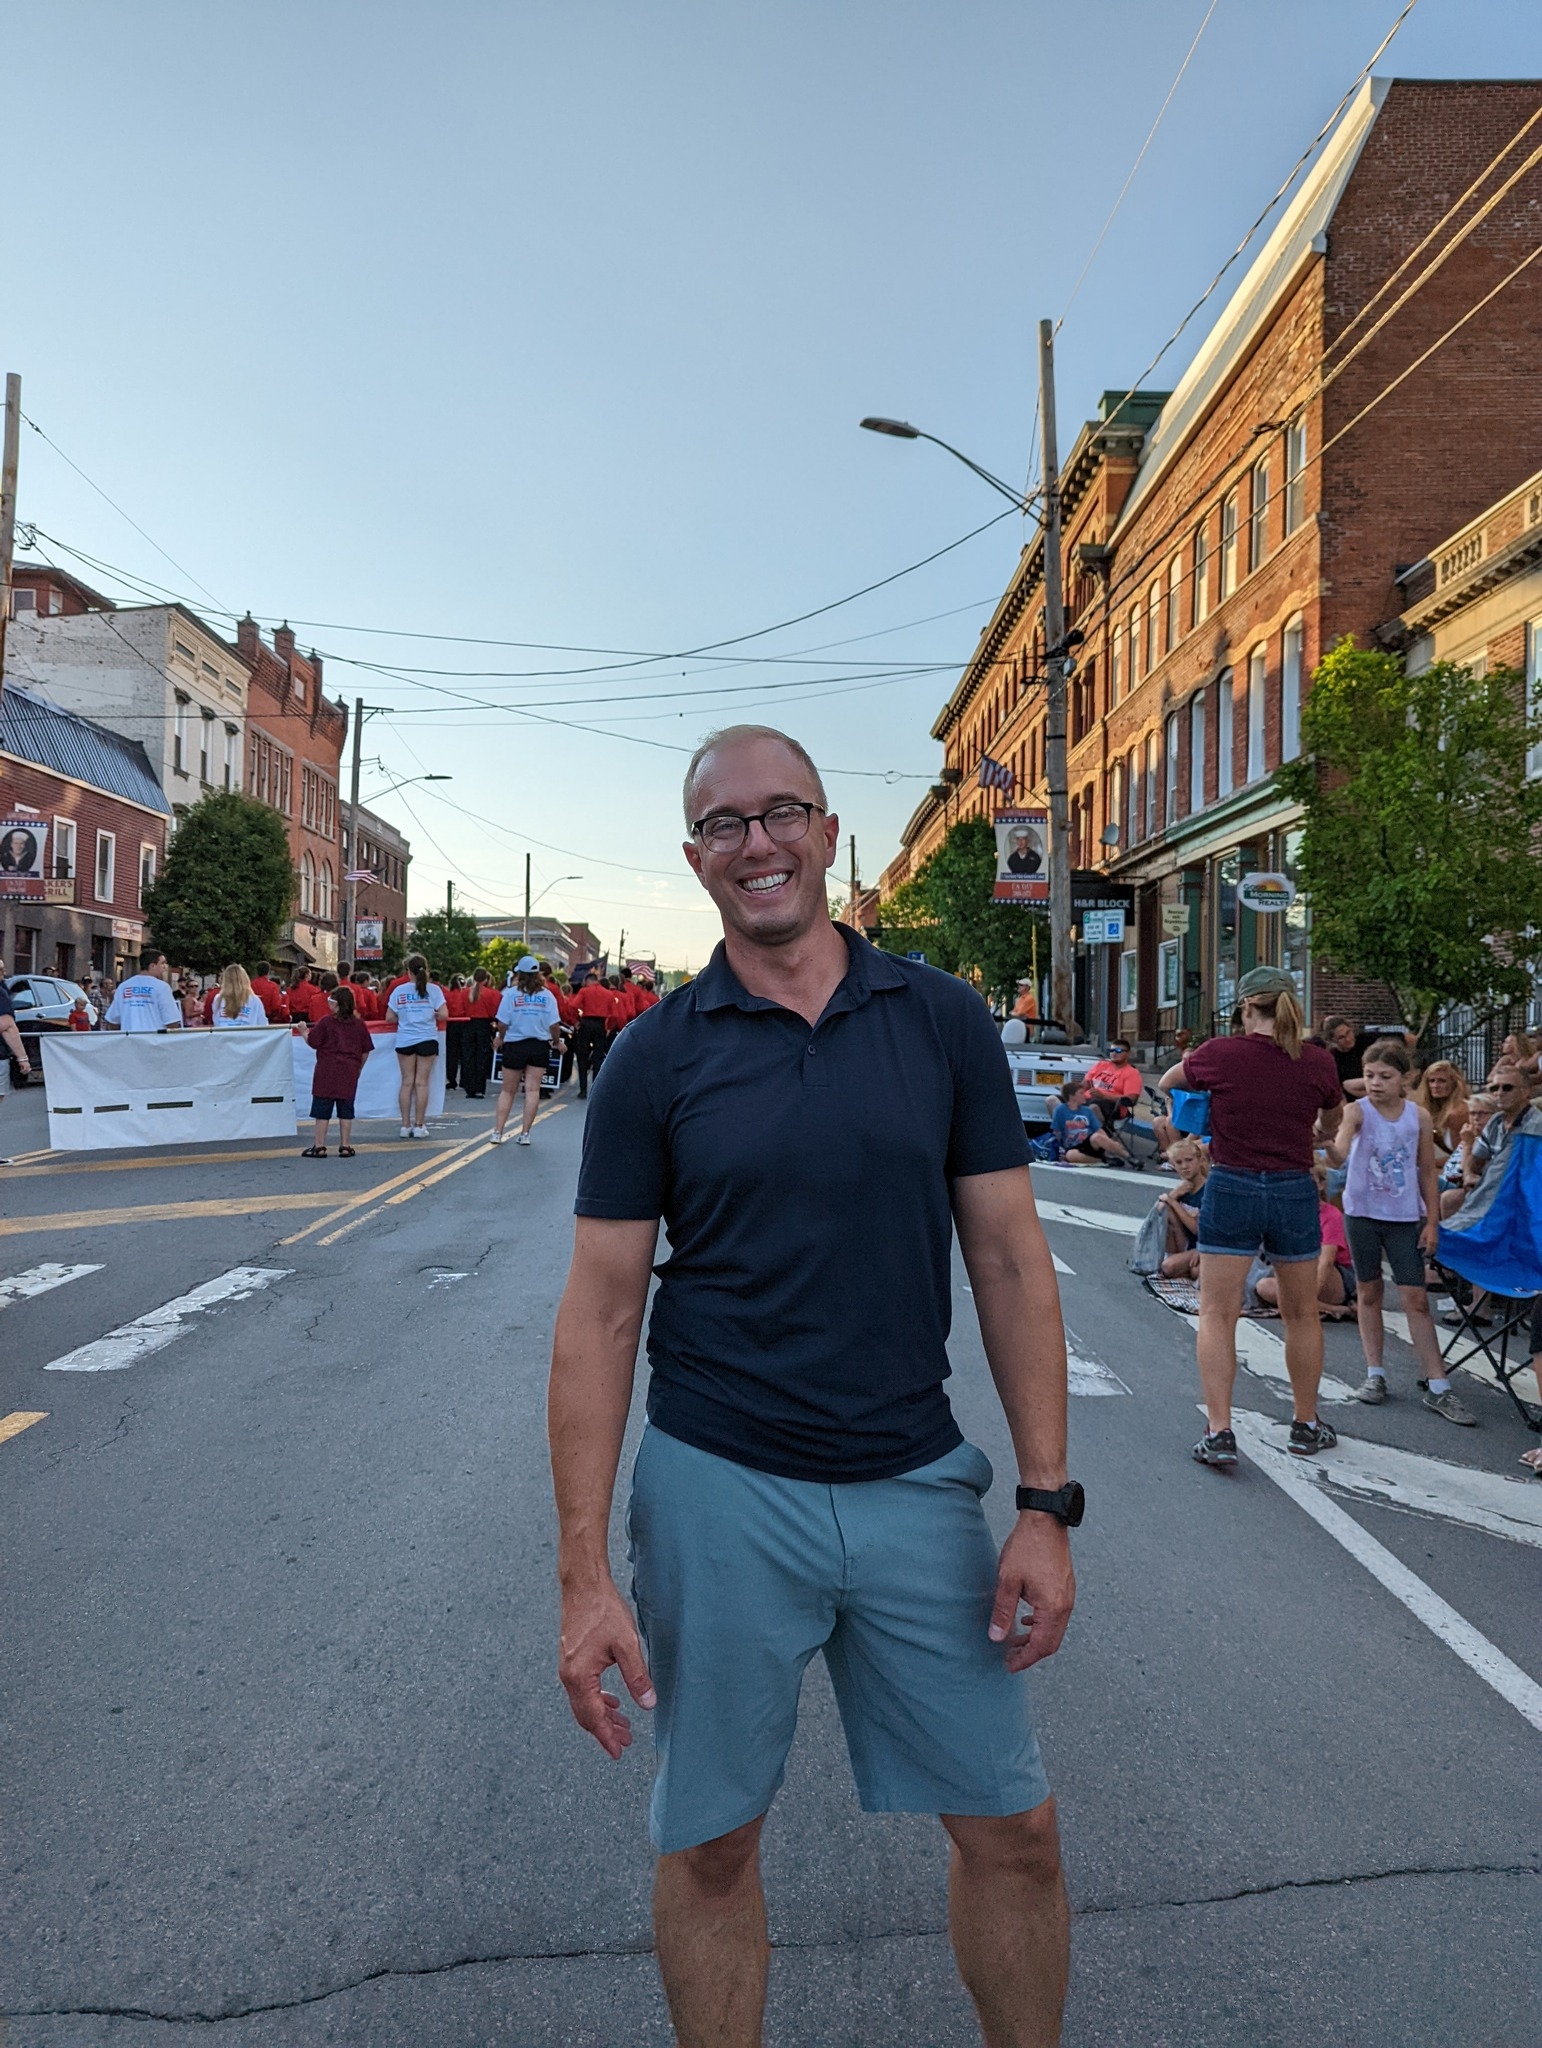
[{"xmin": 1015, "ymin": 1481, "xmax": 1085, "ymax": 1527}]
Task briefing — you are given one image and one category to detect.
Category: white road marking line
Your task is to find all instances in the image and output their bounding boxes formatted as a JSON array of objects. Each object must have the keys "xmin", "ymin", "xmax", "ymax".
[
  {"xmin": 43, "ymin": 1267, "xmax": 292, "ymax": 1374},
  {"xmin": 1234, "ymin": 1409, "xmax": 1542, "ymax": 1549},
  {"xmin": 1234, "ymin": 1318, "xmax": 1357, "ymax": 1404},
  {"xmin": 1052, "ymin": 1253, "xmax": 1074, "ymax": 1276},
  {"xmin": 0, "ymin": 1262, "xmax": 102, "ymax": 1306},
  {"xmin": 426, "ymin": 1270, "xmax": 468, "ymax": 1287},
  {"xmin": 1067, "ymin": 1347, "xmax": 1130, "ymax": 1396},
  {"xmin": 1035, "ymin": 1201, "xmax": 1140, "ymax": 1237},
  {"xmin": 1230, "ymin": 1411, "xmax": 1542, "ymax": 1733}
]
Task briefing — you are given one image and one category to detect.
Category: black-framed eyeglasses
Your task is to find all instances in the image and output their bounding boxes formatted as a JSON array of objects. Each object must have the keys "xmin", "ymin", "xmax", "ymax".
[{"xmin": 690, "ymin": 800, "xmax": 824, "ymax": 855}]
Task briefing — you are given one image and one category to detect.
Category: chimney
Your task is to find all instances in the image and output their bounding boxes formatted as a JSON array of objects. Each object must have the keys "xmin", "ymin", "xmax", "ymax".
[
  {"xmin": 309, "ymin": 648, "xmax": 323, "ymax": 687},
  {"xmin": 273, "ymin": 620, "xmax": 296, "ymax": 664},
  {"xmin": 236, "ymin": 614, "xmax": 260, "ymax": 661}
]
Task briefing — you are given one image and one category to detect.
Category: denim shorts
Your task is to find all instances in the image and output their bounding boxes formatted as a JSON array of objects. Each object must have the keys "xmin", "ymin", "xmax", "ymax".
[
  {"xmin": 628, "ymin": 1425, "xmax": 1050, "ymax": 1854},
  {"xmin": 1197, "ymin": 1166, "xmax": 1321, "ymax": 1263}
]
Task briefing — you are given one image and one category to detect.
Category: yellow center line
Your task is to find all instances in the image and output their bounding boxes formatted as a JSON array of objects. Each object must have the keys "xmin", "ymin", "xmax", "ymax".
[
  {"xmin": 0, "ymin": 1137, "xmax": 469, "ymax": 1180},
  {"xmin": 315, "ymin": 1100, "xmax": 571, "ymax": 1248},
  {"xmin": 0, "ymin": 1193, "xmax": 344, "ymax": 1236},
  {"xmin": 0, "ymin": 1411, "xmax": 49, "ymax": 1444},
  {"xmin": 279, "ymin": 1129, "xmax": 492, "ymax": 1245}
]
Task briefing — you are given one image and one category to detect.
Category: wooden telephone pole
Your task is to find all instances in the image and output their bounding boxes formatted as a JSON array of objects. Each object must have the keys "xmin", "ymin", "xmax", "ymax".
[
  {"xmin": 1037, "ymin": 320, "xmax": 1075, "ymax": 1033},
  {"xmin": 0, "ymin": 374, "xmax": 21, "ymax": 720}
]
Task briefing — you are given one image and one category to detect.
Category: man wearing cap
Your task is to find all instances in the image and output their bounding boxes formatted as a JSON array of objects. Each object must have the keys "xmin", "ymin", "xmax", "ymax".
[{"xmin": 550, "ymin": 723, "xmax": 1078, "ymax": 2046}]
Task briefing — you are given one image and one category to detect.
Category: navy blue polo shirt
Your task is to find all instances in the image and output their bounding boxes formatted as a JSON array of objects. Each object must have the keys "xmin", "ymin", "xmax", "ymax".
[{"xmin": 574, "ymin": 926, "xmax": 1031, "ymax": 1483}]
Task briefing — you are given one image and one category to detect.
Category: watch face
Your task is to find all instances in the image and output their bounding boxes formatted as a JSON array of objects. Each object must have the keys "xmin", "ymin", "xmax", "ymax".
[{"xmin": 1062, "ymin": 1481, "xmax": 1086, "ymax": 1528}]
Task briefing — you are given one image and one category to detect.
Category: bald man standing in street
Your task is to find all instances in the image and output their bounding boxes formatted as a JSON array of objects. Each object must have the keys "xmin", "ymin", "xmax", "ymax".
[{"xmin": 549, "ymin": 724, "xmax": 1080, "ymax": 2047}]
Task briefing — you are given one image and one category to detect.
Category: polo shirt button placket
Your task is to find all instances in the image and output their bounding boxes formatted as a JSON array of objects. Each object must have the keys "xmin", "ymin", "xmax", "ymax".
[{"xmin": 803, "ymin": 1036, "xmax": 830, "ymax": 1088}]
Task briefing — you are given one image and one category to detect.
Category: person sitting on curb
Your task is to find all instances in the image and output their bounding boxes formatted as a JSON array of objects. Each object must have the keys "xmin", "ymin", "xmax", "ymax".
[
  {"xmin": 1156, "ymin": 1137, "xmax": 1209, "ymax": 1276},
  {"xmin": 1050, "ymin": 1079, "xmax": 1138, "ymax": 1169}
]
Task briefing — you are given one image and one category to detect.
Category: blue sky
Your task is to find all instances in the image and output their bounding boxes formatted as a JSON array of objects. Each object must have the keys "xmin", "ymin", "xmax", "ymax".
[{"xmin": 9, "ymin": 0, "xmax": 1540, "ymax": 965}]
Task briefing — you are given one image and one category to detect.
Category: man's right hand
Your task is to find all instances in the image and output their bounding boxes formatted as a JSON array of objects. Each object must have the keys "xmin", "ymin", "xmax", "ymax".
[{"xmin": 558, "ymin": 1576, "xmax": 656, "ymax": 1760}]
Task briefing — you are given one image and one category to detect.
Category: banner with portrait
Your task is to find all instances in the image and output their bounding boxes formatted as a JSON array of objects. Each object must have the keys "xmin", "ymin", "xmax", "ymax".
[
  {"xmin": 992, "ymin": 810, "xmax": 1049, "ymax": 904},
  {"xmin": 0, "ymin": 817, "xmax": 49, "ymax": 901},
  {"xmin": 355, "ymin": 915, "xmax": 384, "ymax": 961}
]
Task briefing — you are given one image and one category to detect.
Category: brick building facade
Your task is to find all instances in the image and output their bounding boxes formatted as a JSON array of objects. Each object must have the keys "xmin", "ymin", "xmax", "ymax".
[
  {"xmin": 881, "ymin": 77, "xmax": 1542, "ymax": 1043},
  {"xmin": 341, "ymin": 802, "xmax": 411, "ymax": 961},
  {"xmin": 0, "ymin": 684, "xmax": 171, "ymax": 983},
  {"xmin": 234, "ymin": 617, "xmax": 348, "ymax": 970}
]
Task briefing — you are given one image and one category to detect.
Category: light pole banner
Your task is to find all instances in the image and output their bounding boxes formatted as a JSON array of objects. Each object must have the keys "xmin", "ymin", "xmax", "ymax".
[
  {"xmin": 44, "ymin": 1027, "xmax": 296, "ymax": 1152},
  {"xmin": 0, "ymin": 818, "xmax": 49, "ymax": 901},
  {"xmin": 355, "ymin": 915, "xmax": 384, "ymax": 961},
  {"xmin": 992, "ymin": 810, "xmax": 1049, "ymax": 903}
]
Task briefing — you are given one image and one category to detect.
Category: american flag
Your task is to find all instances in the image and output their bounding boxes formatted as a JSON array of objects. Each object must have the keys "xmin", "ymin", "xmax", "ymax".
[{"xmin": 977, "ymin": 754, "xmax": 1015, "ymax": 795}]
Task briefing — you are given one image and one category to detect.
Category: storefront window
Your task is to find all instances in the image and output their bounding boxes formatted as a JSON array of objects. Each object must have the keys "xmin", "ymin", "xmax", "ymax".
[{"xmin": 1280, "ymin": 828, "xmax": 1310, "ymax": 1013}]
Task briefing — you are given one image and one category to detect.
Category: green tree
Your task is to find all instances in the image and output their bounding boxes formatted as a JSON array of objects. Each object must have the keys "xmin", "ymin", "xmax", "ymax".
[
  {"xmin": 875, "ymin": 818, "xmax": 1048, "ymax": 1003},
  {"xmin": 479, "ymin": 936, "xmax": 524, "ymax": 985},
  {"xmin": 406, "ymin": 905, "xmax": 483, "ymax": 977},
  {"xmin": 380, "ymin": 926, "xmax": 407, "ymax": 974},
  {"xmin": 1275, "ymin": 639, "xmax": 1542, "ymax": 1037},
  {"xmin": 141, "ymin": 792, "xmax": 296, "ymax": 973}
]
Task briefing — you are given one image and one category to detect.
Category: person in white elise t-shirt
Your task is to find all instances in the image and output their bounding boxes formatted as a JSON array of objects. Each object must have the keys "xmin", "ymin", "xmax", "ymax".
[{"xmin": 105, "ymin": 950, "xmax": 182, "ymax": 1032}]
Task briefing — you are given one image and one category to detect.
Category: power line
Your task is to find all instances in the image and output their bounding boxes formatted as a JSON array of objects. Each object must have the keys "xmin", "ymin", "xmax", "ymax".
[{"xmin": 1056, "ymin": 0, "xmax": 1223, "ymax": 331}]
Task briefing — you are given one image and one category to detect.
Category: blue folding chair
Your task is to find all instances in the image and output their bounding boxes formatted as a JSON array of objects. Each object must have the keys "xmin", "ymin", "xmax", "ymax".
[{"xmin": 1435, "ymin": 1131, "xmax": 1542, "ymax": 1432}]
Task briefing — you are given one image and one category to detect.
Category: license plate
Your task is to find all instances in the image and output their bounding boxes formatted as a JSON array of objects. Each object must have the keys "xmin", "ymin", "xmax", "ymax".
[{"xmin": 1035, "ymin": 1069, "xmax": 1063, "ymax": 1085}]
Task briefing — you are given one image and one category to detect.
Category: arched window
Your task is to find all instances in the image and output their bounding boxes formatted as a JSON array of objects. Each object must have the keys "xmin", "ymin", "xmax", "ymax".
[
  {"xmin": 300, "ymin": 849, "xmax": 314, "ymax": 915},
  {"xmin": 320, "ymin": 860, "xmax": 334, "ymax": 921}
]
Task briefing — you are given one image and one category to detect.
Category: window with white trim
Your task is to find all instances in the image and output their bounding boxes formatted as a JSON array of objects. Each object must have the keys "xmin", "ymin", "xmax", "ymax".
[
  {"xmin": 1144, "ymin": 732, "xmax": 1159, "ymax": 835},
  {"xmin": 173, "ymin": 692, "xmax": 189, "ymax": 774},
  {"xmin": 1250, "ymin": 457, "xmax": 1270, "ymax": 573},
  {"xmin": 1217, "ymin": 669, "xmax": 1234, "ymax": 798},
  {"xmin": 53, "ymin": 816, "xmax": 76, "ymax": 881},
  {"xmin": 1148, "ymin": 580, "xmax": 1163, "ymax": 670},
  {"xmin": 1284, "ymin": 416, "xmax": 1308, "ymax": 532},
  {"xmin": 1194, "ymin": 520, "xmax": 1211, "ymax": 625},
  {"xmin": 224, "ymin": 725, "xmax": 239, "ymax": 791},
  {"xmin": 1528, "ymin": 617, "xmax": 1542, "ymax": 780},
  {"xmin": 300, "ymin": 849, "xmax": 314, "ymax": 915},
  {"xmin": 1189, "ymin": 694, "xmax": 1206, "ymax": 812},
  {"xmin": 1126, "ymin": 746, "xmax": 1140, "ymax": 845},
  {"xmin": 95, "ymin": 830, "xmax": 116, "ymax": 903},
  {"xmin": 1129, "ymin": 604, "xmax": 1142, "ymax": 687},
  {"xmin": 320, "ymin": 860, "xmax": 334, "ymax": 922},
  {"xmin": 199, "ymin": 707, "xmax": 214, "ymax": 784},
  {"xmin": 139, "ymin": 843, "xmax": 157, "ymax": 904},
  {"xmin": 1119, "ymin": 948, "xmax": 1138, "ymax": 1014},
  {"xmin": 1111, "ymin": 626, "xmax": 1124, "ymax": 705},
  {"xmin": 1167, "ymin": 553, "xmax": 1183, "ymax": 649},
  {"xmin": 1220, "ymin": 490, "xmax": 1240, "ymax": 599},
  {"xmin": 1165, "ymin": 712, "xmax": 1180, "ymax": 822},
  {"xmin": 1247, "ymin": 647, "xmax": 1267, "ymax": 782},
  {"xmin": 1281, "ymin": 616, "xmax": 1304, "ymax": 762}
]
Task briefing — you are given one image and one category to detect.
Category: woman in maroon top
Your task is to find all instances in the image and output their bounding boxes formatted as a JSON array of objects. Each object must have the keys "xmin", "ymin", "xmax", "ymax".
[
  {"xmin": 1159, "ymin": 965, "xmax": 1344, "ymax": 1470},
  {"xmin": 302, "ymin": 985, "xmax": 374, "ymax": 1158}
]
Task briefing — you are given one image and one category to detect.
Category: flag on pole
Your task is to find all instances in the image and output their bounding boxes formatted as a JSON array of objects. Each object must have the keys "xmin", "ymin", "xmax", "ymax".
[{"xmin": 977, "ymin": 754, "xmax": 1014, "ymax": 795}]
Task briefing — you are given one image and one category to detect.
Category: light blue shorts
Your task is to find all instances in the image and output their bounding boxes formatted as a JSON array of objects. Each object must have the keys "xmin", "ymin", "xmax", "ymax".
[{"xmin": 627, "ymin": 1425, "xmax": 1051, "ymax": 1855}]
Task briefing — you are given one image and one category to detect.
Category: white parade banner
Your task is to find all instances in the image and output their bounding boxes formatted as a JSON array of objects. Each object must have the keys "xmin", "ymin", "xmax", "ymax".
[
  {"xmin": 44, "ymin": 1028, "xmax": 297, "ymax": 1152},
  {"xmin": 291, "ymin": 1022, "xmax": 446, "ymax": 1122}
]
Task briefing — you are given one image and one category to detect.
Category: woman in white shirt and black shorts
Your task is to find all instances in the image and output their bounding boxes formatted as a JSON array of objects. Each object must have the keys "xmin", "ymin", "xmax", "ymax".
[
  {"xmin": 491, "ymin": 957, "xmax": 562, "ymax": 1145},
  {"xmin": 386, "ymin": 953, "xmax": 448, "ymax": 1139}
]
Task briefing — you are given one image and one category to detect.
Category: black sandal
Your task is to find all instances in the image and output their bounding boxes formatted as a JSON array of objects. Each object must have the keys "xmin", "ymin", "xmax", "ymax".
[
  {"xmin": 338, "ymin": 1146, "xmax": 356, "ymax": 1157},
  {"xmin": 301, "ymin": 1145, "xmax": 328, "ymax": 1158}
]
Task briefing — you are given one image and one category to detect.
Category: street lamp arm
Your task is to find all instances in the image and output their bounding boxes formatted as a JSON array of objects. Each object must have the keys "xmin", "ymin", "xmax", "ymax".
[
  {"xmin": 859, "ymin": 417, "xmax": 1038, "ymax": 516},
  {"xmin": 528, "ymin": 873, "xmax": 582, "ymax": 913}
]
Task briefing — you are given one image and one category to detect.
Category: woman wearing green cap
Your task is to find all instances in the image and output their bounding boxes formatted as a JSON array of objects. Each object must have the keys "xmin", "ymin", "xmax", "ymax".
[{"xmin": 1158, "ymin": 966, "xmax": 1346, "ymax": 1470}]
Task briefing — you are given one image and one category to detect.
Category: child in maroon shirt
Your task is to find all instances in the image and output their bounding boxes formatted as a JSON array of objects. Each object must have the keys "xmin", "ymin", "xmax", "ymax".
[{"xmin": 302, "ymin": 986, "xmax": 374, "ymax": 1157}]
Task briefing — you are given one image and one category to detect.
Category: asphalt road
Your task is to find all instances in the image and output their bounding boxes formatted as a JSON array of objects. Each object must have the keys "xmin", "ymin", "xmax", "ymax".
[{"xmin": 2, "ymin": 1077, "xmax": 1539, "ymax": 2046}]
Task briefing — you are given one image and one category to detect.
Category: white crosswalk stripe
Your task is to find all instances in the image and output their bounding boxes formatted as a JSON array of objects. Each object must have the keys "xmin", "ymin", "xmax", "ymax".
[
  {"xmin": 1036, "ymin": 1201, "xmax": 1140, "ymax": 1237},
  {"xmin": 43, "ymin": 1267, "xmax": 292, "ymax": 1374},
  {"xmin": 0, "ymin": 1263, "xmax": 103, "ymax": 1307},
  {"xmin": 1065, "ymin": 1329, "xmax": 1129, "ymax": 1396}
]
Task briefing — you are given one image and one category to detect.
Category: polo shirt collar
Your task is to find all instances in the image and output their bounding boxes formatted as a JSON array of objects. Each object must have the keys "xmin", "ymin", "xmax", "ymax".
[{"xmin": 692, "ymin": 924, "xmax": 905, "ymax": 1015}]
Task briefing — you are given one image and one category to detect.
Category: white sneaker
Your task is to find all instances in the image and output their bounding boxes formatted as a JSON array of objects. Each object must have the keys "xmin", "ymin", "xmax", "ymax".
[
  {"xmin": 489, "ymin": 1130, "xmax": 506, "ymax": 1144},
  {"xmin": 399, "ymin": 1125, "xmax": 412, "ymax": 1139},
  {"xmin": 516, "ymin": 1132, "xmax": 532, "ymax": 1146},
  {"xmin": 413, "ymin": 1125, "xmax": 430, "ymax": 1139}
]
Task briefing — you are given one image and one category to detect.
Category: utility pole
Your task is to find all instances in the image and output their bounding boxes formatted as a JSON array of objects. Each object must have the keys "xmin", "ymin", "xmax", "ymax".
[
  {"xmin": 522, "ymin": 851, "xmax": 531, "ymax": 951},
  {"xmin": 446, "ymin": 877, "xmax": 454, "ymax": 920},
  {"xmin": 848, "ymin": 833, "xmax": 858, "ymax": 929},
  {"xmin": 0, "ymin": 373, "xmax": 21, "ymax": 720},
  {"xmin": 344, "ymin": 697, "xmax": 364, "ymax": 963},
  {"xmin": 1038, "ymin": 319, "xmax": 1075, "ymax": 1034}
]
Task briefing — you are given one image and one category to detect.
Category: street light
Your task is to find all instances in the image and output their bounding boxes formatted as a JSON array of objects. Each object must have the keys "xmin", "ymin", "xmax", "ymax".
[
  {"xmin": 361, "ymin": 772, "xmax": 452, "ymax": 802},
  {"xmin": 523, "ymin": 871, "xmax": 581, "ymax": 949},
  {"xmin": 860, "ymin": 338, "xmax": 1073, "ymax": 1028},
  {"xmin": 859, "ymin": 417, "xmax": 1035, "ymax": 514}
]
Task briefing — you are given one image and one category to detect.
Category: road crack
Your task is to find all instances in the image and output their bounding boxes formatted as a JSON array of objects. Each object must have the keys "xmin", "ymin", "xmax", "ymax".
[{"xmin": 13, "ymin": 1860, "xmax": 1536, "ymax": 2026}]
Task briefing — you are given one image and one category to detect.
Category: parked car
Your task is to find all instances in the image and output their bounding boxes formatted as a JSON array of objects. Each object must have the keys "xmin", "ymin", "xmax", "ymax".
[
  {"xmin": 4, "ymin": 974, "xmax": 96, "ymax": 1083},
  {"xmin": 999, "ymin": 1019, "xmax": 1098, "ymax": 1131}
]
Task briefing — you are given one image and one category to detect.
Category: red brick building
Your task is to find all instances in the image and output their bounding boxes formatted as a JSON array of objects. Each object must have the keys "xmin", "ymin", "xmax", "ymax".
[
  {"xmin": 882, "ymin": 77, "xmax": 1542, "ymax": 1045},
  {"xmin": 0, "ymin": 683, "xmax": 171, "ymax": 983},
  {"xmin": 235, "ymin": 617, "xmax": 348, "ymax": 970}
]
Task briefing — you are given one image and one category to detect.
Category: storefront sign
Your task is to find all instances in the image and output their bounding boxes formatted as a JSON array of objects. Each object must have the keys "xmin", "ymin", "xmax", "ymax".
[
  {"xmin": 111, "ymin": 918, "xmax": 143, "ymax": 943},
  {"xmin": 1237, "ymin": 872, "xmax": 1296, "ymax": 914},
  {"xmin": 1161, "ymin": 902, "xmax": 1192, "ymax": 936},
  {"xmin": 0, "ymin": 817, "xmax": 48, "ymax": 901},
  {"xmin": 1070, "ymin": 872, "xmax": 1135, "ymax": 916},
  {"xmin": 355, "ymin": 915, "xmax": 384, "ymax": 961},
  {"xmin": 993, "ymin": 810, "xmax": 1049, "ymax": 903}
]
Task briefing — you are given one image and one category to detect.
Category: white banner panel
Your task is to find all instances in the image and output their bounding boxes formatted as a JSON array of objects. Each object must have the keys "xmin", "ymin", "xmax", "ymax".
[
  {"xmin": 291, "ymin": 1023, "xmax": 446, "ymax": 1122},
  {"xmin": 44, "ymin": 1029, "xmax": 296, "ymax": 1152}
]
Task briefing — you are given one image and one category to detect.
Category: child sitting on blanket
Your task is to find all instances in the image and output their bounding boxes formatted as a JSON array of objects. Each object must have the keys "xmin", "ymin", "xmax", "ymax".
[{"xmin": 1157, "ymin": 1137, "xmax": 1210, "ymax": 1279}]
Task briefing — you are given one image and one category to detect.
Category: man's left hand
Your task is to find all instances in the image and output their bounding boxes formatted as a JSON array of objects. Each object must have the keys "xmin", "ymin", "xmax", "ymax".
[{"xmin": 987, "ymin": 1514, "xmax": 1076, "ymax": 1672}]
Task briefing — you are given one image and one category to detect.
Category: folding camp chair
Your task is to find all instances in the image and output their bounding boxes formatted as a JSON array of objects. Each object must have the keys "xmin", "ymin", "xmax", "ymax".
[{"xmin": 1434, "ymin": 1131, "xmax": 1542, "ymax": 1433}]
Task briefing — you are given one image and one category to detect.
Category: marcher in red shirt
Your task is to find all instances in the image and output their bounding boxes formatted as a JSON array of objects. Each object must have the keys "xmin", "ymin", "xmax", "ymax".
[
  {"xmin": 572, "ymin": 975, "xmax": 618, "ymax": 1096},
  {"xmin": 287, "ymin": 968, "xmax": 329, "ymax": 1025},
  {"xmin": 444, "ymin": 975, "xmax": 472, "ymax": 1091},
  {"xmin": 250, "ymin": 963, "xmax": 288, "ymax": 1024},
  {"xmin": 461, "ymin": 968, "xmax": 500, "ymax": 1098},
  {"xmin": 632, "ymin": 974, "xmax": 659, "ymax": 1013}
]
